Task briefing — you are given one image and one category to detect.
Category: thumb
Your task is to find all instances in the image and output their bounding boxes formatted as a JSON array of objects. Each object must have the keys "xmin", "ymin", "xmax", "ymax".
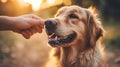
[{"xmin": 30, "ymin": 18, "xmax": 45, "ymax": 26}]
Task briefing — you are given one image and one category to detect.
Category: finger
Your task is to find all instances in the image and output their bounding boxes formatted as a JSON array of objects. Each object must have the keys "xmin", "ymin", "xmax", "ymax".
[
  {"xmin": 31, "ymin": 14, "xmax": 40, "ymax": 19},
  {"xmin": 21, "ymin": 29, "xmax": 34, "ymax": 39},
  {"xmin": 31, "ymin": 19, "xmax": 45, "ymax": 26},
  {"xmin": 21, "ymin": 31, "xmax": 30, "ymax": 39},
  {"xmin": 12, "ymin": 29, "xmax": 21, "ymax": 33},
  {"xmin": 38, "ymin": 24, "xmax": 44, "ymax": 33},
  {"xmin": 38, "ymin": 23, "xmax": 44, "ymax": 28},
  {"xmin": 25, "ymin": 30, "xmax": 33, "ymax": 37},
  {"xmin": 29, "ymin": 16, "xmax": 45, "ymax": 26},
  {"xmin": 28, "ymin": 27, "xmax": 37, "ymax": 34},
  {"xmin": 34, "ymin": 25, "xmax": 43, "ymax": 33}
]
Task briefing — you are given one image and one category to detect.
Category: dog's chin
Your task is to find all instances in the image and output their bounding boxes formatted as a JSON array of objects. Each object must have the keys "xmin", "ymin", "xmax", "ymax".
[{"xmin": 47, "ymin": 32, "xmax": 77, "ymax": 47}]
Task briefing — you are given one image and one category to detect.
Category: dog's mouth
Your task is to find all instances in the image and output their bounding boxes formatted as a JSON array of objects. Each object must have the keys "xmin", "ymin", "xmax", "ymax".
[{"xmin": 48, "ymin": 32, "xmax": 76, "ymax": 47}]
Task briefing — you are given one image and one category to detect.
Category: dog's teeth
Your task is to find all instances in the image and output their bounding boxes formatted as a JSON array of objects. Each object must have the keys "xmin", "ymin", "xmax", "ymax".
[
  {"xmin": 49, "ymin": 33, "xmax": 55, "ymax": 38},
  {"xmin": 63, "ymin": 36, "xmax": 68, "ymax": 39},
  {"xmin": 55, "ymin": 36, "xmax": 58, "ymax": 40},
  {"xmin": 48, "ymin": 35, "xmax": 50, "ymax": 37}
]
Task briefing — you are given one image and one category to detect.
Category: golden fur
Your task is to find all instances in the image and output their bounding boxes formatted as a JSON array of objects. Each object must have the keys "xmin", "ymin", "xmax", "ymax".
[{"xmin": 45, "ymin": 5, "xmax": 107, "ymax": 67}]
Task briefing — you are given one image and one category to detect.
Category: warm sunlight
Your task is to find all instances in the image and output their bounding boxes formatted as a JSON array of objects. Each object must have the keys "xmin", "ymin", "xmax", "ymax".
[
  {"xmin": 21, "ymin": 0, "xmax": 42, "ymax": 11},
  {"xmin": 47, "ymin": 0, "xmax": 56, "ymax": 5},
  {"xmin": 1, "ymin": 0, "xmax": 7, "ymax": 3}
]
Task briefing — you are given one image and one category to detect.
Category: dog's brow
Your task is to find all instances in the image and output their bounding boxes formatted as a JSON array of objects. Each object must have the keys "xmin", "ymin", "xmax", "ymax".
[{"xmin": 69, "ymin": 9, "xmax": 78, "ymax": 13}]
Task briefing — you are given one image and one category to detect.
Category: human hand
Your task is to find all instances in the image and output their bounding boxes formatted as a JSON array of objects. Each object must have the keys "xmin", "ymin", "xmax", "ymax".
[{"xmin": 10, "ymin": 14, "xmax": 44, "ymax": 39}]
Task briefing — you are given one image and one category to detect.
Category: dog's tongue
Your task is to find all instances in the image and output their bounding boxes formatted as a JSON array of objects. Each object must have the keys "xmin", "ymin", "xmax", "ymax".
[{"xmin": 49, "ymin": 36, "xmax": 60, "ymax": 41}]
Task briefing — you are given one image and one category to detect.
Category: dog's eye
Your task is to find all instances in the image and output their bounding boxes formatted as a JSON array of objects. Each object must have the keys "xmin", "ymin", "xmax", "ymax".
[{"xmin": 69, "ymin": 14, "xmax": 78, "ymax": 19}]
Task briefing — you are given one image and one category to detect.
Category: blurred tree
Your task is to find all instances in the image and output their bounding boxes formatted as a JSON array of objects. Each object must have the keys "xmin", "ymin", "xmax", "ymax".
[
  {"xmin": 71, "ymin": 0, "xmax": 120, "ymax": 22},
  {"xmin": 71, "ymin": 0, "xmax": 100, "ymax": 8},
  {"xmin": 103, "ymin": 0, "xmax": 120, "ymax": 21}
]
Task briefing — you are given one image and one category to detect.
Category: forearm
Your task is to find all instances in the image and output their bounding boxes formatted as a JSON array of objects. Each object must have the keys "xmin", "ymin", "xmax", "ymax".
[{"xmin": 0, "ymin": 16, "xmax": 13, "ymax": 31}]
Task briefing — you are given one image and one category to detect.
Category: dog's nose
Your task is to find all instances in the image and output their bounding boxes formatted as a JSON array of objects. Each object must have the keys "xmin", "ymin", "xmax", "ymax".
[
  {"xmin": 45, "ymin": 20, "xmax": 57, "ymax": 27},
  {"xmin": 45, "ymin": 19, "xmax": 57, "ymax": 34}
]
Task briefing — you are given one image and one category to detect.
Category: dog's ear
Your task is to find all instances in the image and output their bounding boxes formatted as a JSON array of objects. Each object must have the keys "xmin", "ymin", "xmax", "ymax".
[{"xmin": 85, "ymin": 9, "xmax": 104, "ymax": 47}]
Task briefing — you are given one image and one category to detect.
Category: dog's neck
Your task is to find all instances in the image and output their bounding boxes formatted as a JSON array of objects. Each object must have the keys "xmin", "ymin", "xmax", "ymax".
[{"xmin": 59, "ymin": 42, "xmax": 104, "ymax": 67}]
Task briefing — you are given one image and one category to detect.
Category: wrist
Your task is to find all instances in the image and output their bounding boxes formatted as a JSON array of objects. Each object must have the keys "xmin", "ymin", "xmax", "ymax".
[{"xmin": 0, "ymin": 16, "xmax": 15, "ymax": 31}]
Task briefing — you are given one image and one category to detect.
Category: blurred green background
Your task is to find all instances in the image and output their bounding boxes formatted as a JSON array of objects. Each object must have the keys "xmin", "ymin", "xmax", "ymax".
[{"xmin": 0, "ymin": 0, "xmax": 120, "ymax": 67}]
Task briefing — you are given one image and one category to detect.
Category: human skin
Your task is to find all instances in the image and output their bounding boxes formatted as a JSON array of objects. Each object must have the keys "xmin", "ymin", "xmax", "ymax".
[{"xmin": 0, "ymin": 14, "xmax": 44, "ymax": 39}]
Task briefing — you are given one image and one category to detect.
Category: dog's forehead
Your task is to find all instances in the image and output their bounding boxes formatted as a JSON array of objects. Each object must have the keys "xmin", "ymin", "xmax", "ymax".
[
  {"xmin": 55, "ymin": 6, "xmax": 86, "ymax": 17},
  {"xmin": 59, "ymin": 6, "xmax": 84, "ymax": 14}
]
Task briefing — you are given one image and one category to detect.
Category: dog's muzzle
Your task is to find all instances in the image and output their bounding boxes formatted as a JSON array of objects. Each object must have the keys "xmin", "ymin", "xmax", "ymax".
[{"xmin": 45, "ymin": 19, "xmax": 76, "ymax": 47}]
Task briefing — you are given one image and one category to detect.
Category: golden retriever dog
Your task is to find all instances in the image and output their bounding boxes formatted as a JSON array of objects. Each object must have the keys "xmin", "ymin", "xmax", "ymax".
[{"xmin": 44, "ymin": 5, "xmax": 107, "ymax": 67}]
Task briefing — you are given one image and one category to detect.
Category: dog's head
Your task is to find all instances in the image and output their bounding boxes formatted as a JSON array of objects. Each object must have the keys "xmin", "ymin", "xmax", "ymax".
[{"xmin": 45, "ymin": 5, "xmax": 104, "ymax": 48}]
